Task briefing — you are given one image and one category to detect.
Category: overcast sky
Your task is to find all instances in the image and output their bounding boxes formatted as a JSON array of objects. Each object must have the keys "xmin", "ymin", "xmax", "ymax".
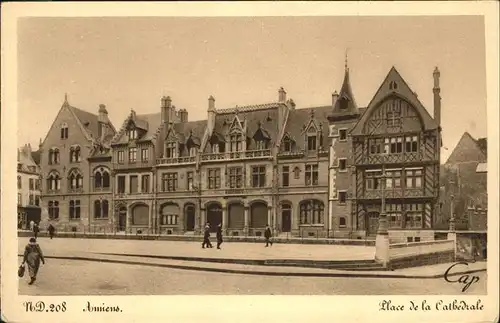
[{"xmin": 17, "ymin": 16, "xmax": 486, "ymax": 162}]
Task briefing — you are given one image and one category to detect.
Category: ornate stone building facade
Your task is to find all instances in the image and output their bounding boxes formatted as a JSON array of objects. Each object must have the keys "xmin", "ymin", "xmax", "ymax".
[
  {"xmin": 38, "ymin": 65, "xmax": 442, "ymax": 240},
  {"xmin": 17, "ymin": 144, "xmax": 42, "ymax": 229}
]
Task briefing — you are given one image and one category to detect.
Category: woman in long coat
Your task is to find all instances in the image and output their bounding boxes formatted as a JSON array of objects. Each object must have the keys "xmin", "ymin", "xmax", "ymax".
[{"xmin": 22, "ymin": 238, "xmax": 45, "ymax": 285}]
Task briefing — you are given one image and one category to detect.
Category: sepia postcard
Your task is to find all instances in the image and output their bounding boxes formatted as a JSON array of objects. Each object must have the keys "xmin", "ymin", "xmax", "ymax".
[{"xmin": 1, "ymin": 2, "xmax": 499, "ymax": 323}]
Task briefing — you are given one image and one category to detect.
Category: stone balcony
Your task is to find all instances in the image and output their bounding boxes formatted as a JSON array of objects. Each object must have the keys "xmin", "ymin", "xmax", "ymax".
[
  {"xmin": 201, "ymin": 149, "xmax": 272, "ymax": 162},
  {"xmin": 156, "ymin": 156, "xmax": 196, "ymax": 165}
]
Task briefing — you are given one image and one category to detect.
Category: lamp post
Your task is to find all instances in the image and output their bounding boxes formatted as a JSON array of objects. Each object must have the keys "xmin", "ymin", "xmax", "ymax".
[
  {"xmin": 375, "ymin": 169, "xmax": 390, "ymax": 267},
  {"xmin": 447, "ymin": 178, "xmax": 457, "ymax": 260},
  {"xmin": 377, "ymin": 170, "xmax": 389, "ymax": 235}
]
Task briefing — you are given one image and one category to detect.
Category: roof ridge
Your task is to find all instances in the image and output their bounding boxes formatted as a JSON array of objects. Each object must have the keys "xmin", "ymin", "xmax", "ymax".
[{"xmin": 217, "ymin": 102, "xmax": 284, "ymax": 114}]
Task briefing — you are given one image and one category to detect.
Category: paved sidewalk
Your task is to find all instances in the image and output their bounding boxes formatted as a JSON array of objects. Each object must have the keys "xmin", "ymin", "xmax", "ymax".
[{"xmin": 18, "ymin": 236, "xmax": 375, "ymax": 261}]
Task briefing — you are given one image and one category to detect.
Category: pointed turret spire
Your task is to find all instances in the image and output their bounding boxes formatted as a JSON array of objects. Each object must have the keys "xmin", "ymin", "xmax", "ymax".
[{"xmin": 333, "ymin": 54, "xmax": 358, "ymax": 112}]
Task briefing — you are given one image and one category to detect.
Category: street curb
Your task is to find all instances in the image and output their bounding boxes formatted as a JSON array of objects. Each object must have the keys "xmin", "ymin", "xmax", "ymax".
[
  {"xmin": 17, "ymin": 255, "xmax": 487, "ymax": 279},
  {"xmin": 17, "ymin": 231, "xmax": 375, "ymax": 246},
  {"xmin": 96, "ymin": 252, "xmax": 382, "ymax": 271}
]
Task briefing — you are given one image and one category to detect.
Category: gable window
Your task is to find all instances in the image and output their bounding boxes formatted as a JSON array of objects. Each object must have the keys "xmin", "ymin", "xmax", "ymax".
[
  {"xmin": 68, "ymin": 169, "xmax": 83, "ymax": 191},
  {"xmin": 339, "ymin": 98, "xmax": 348, "ymax": 110},
  {"xmin": 165, "ymin": 142, "xmax": 177, "ymax": 158},
  {"xmin": 117, "ymin": 176, "xmax": 126, "ymax": 194},
  {"xmin": 299, "ymin": 200, "xmax": 324, "ymax": 225},
  {"xmin": 69, "ymin": 200, "xmax": 81, "ymax": 220},
  {"xmin": 282, "ymin": 166, "xmax": 290, "ymax": 187},
  {"xmin": 70, "ymin": 146, "xmax": 81, "ymax": 163},
  {"xmin": 48, "ymin": 201, "xmax": 60, "ymax": 220},
  {"xmin": 251, "ymin": 166, "xmax": 266, "ymax": 188},
  {"xmin": 405, "ymin": 203, "xmax": 423, "ymax": 229},
  {"xmin": 406, "ymin": 169, "xmax": 423, "ymax": 188},
  {"xmin": 139, "ymin": 148, "xmax": 149, "ymax": 162},
  {"xmin": 305, "ymin": 164, "xmax": 319, "ymax": 186},
  {"xmin": 369, "ymin": 139, "xmax": 383, "ymax": 155},
  {"xmin": 386, "ymin": 203, "xmax": 402, "ymax": 228},
  {"xmin": 189, "ymin": 147, "xmax": 197, "ymax": 157},
  {"xmin": 127, "ymin": 129, "xmax": 138, "ymax": 140},
  {"xmin": 307, "ymin": 135, "xmax": 317, "ymax": 151},
  {"xmin": 117, "ymin": 151, "xmax": 125, "ymax": 164},
  {"xmin": 141, "ymin": 174, "xmax": 150, "ymax": 193},
  {"xmin": 229, "ymin": 167, "xmax": 243, "ymax": 188},
  {"xmin": 129, "ymin": 175, "xmax": 138, "ymax": 194},
  {"xmin": 339, "ymin": 129, "xmax": 347, "ymax": 141},
  {"xmin": 47, "ymin": 171, "xmax": 61, "ymax": 191},
  {"xmin": 338, "ymin": 159, "xmax": 347, "ymax": 171},
  {"xmin": 129, "ymin": 148, "xmax": 137, "ymax": 163},
  {"xmin": 389, "ymin": 81, "xmax": 398, "ymax": 90},
  {"xmin": 386, "ymin": 170, "xmax": 402, "ymax": 189},
  {"xmin": 387, "ymin": 110, "xmax": 401, "ymax": 127},
  {"xmin": 17, "ymin": 176, "xmax": 21, "ymax": 189},
  {"xmin": 211, "ymin": 143, "xmax": 220, "ymax": 154},
  {"xmin": 405, "ymin": 136, "xmax": 419, "ymax": 153},
  {"xmin": 187, "ymin": 171, "xmax": 194, "ymax": 190},
  {"xmin": 365, "ymin": 171, "xmax": 382, "ymax": 190},
  {"xmin": 48, "ymin": 148, "xmax": 60, "ymax": 165},
  {"xmin": 229, "ymin": 134, "xmax": 243, "ymax": 152},
  {"xmin": 60, "ymin": 123, "xmax": 69, "ymax": 139},
  {"xmin": 390, "ymin": 137, "xmax": 403, "ymax": 154},
  {"xmin": 162, "ymin": 173, "xmax": 178, "ymax": 192},
  {"xmin": 207, "ymin": 168, "xmax": 221, "ymax": 189}
]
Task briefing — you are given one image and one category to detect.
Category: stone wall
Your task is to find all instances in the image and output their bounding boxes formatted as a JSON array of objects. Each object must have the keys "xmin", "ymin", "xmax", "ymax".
[{"xmin": 388, "ymin": 239, "xmax": 455, "ymax": 269}]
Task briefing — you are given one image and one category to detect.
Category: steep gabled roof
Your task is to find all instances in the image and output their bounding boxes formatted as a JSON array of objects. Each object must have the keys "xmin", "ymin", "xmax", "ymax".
[
  {"xmin": 112, "ymin": 111, "xmax": 163, "ymax": 145},
  {"xmin": 350, "ymin": 66, "xmax": 439, "ymax": 136},
  {"xmin": 446, "ymin": 132, "xmax": 488, "ymax": 164},
  {"xmin": 282, "ymin": 106, "xmax": 330, "ymax": 151},
  {"xmin": 172, "ymin": 120, "xmax": 206, "ymax": 147},
  {"xmin": 17, "ymin": 146, "xmax": 40, "ymax": 173}
]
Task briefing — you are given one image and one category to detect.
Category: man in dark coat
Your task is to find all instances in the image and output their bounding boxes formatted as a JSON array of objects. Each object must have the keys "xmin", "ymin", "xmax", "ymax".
[
  {"xmin": 33, "ymin": 223, "xmax": 40, "ymax": 239},
  {"xmin": 216, "ymin": 223, "xmax": 223, "ymax": 250},
  {"xmin": 264, "ymin": 224, "xmax": 273, "ymax": 247},
  {"xmin": 47, "ymin": 224, "xmax": 55, "ymax": 239},
  {"xmin": 202, "ymin": 223, "xmax": 213, "ymax": 249}
]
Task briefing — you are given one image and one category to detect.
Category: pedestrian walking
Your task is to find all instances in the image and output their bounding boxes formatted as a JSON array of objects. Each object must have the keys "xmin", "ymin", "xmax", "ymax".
[
  {"xmin": 202, "ymin": 223, "xmax": 213, "ymax": 249},
  {"xmin": 47, "ymin": 224, "xmax": 55, "ymax": 239},
  {"xmin": 216, "ymin": 223, "xmax": 223, "ymax": 250},
  {"xmin": 264, "ymin": 224, "xmax": 273, "ymax": 247},
  {"xmin": 33, "ymin": 223, "xmax": 40, "ymax": 239},
  {"xmin": 22, "ymin": 238, "xmax": 45, "ymax": 285}
]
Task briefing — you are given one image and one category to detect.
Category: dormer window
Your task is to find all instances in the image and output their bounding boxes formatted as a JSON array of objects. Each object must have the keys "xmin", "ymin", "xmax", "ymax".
[
  {"xmin": 165, "ymin": 142, "xmax": 177, "ymax": 158},
  {"xmin": 127, "ymin": 129, "xmax": 138, "ymax": 140},
  {"xmin": 229, "ymin": 134, "xmax": 243, "ymax": 152},
  {"xmin": 255, "ymin": 140, "xmax": 268, "ymax": 150},
  {"xmin": 307, "ymin": 135, "xmax": 317, "ymax": 151},
  {"xmin": 339, "ymin": 98, "xmax": 348, "ymax": 110},
  {"xmin": 211, "ymin": 143, "xmax": 219, "ymax": 154},
  {"xmin": 189, "ymin": 147, "xmax": 197, "ymax": 157},
  {"xmin": 283, "ymin": 137, "xmax": 293, "ymax": 152}
]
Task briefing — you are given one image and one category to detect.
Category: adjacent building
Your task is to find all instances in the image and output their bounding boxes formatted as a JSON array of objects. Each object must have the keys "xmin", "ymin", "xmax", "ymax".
[
  {"xmin": 437, "ymin": 132, "xmax": 487, "ymax": 231},
  {"xmin": 17, "ymin": 144, "xmax": 42, "ymax": 229},
  {"xmin": 39, "ymin": 96, "xmax": 116, "ymax": 231},
  {"xmin": 39, "ymin": 64, "xmax": 444, "ymax": 241}
]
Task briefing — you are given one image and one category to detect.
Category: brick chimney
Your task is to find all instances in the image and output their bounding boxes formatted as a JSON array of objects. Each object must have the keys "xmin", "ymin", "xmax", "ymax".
[
  {"xmin": 178, "ymin": 108, "xmax": 188, "ymax": 123},
  {"xmin": 207, "ymin": 95, "xmax": 216, "ymax": 135},
  {"xmin": 433, "ymin": 67, "xmax": 441, "ymax": 127},
  {"xmin": 161, "ymin": 96, "xmax": 173, "ymax": 126}
]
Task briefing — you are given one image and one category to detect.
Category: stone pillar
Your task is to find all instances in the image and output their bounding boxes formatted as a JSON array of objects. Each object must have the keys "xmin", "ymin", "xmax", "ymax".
[
  {"xmin": 272, "ymin": 205, "xmax": 278, "ymax": 235},
  {"xmin": 126, "ymin": 206, "xmax": 130, "ymax": 233},
  {"xmin": 244, "ymin": 206, "xmax": 249, "ymax": 235},
  {"xmin": 200, "ymin": 208, "xmax": 206, "ymax": 230},
  {"xmin": 447, "ymin": 195, "xmax": 457, "ymax": 260},
  {"xmin": 222, "ymin": 206, "xmax": 228, "ymax": 230},
  {"xmin": 267, "ymin": 206, "xmax": 272, "ymax": 227}
]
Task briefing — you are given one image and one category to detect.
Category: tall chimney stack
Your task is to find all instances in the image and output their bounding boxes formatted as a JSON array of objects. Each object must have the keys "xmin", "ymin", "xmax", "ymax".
[
  {"xmin": 332, "ymin": 91, "xmax": 339, "ymax": 108},
  {"xmin": 433, "ymin": 67, "xmax": 441, "ymax": 127},
  {"xmin": 278, "ymin": 87, "xmax": 287, "ymax": 103}
]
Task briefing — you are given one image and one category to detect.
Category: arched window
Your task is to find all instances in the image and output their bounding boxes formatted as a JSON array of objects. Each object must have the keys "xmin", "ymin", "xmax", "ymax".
[
  {"xmin": 102, "ymin": 200, "xmax": 109, "ymax": 218},
  {"xmin": 68, "ymin": 169, "xmax": 83, "ymax": 190},
  {"xmin": 94, "ymin": 172, "xmax": 102, "ymax": 189},
  {"xmin": 60, "ymin": 123, "xmax": 69, "ymax": 139},
  {"xmin": 229, "ymin": 133, "xmax": 243, "ymax": 152},
  {"xmin": 102, "ymin": 171, "xmax": 110, "ymax": 188},
  {"xmin": 70, "ymin": 146, "xmax": 81, "ymax": 163},
  {"xmin": 53, "ymin": 148, "xmax": 60, "ymax": 164},
  {"xmin": 299, "ymin": 200, "xmax": 324, "ymax": 225},
  {"xmin": 47, "ymin": 171, "xmax": 61, "ymax": 191}
]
